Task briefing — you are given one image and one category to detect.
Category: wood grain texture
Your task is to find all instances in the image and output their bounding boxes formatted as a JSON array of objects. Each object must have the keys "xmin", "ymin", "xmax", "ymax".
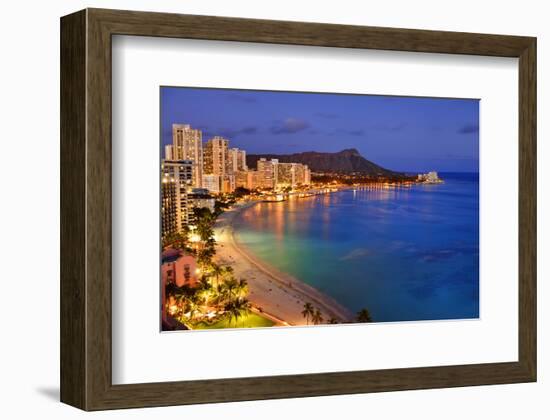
[
  {"xmin": 60, "ymin": 8, "xmax": 537, "ymax": 411},
  {"xmin": 518, "ymin": 40, "xmax": 537, "ymax": 378},
  {"xmin": 60, "ymin": 9, "xmax": 87, "ymax": 409},
  {"xmin": 84, "ymin": 10, "xmax": 115, "ymax": 408},
  {"xmin": 91, "ymin": 8, "xmax": 533, "ymax": 56}
]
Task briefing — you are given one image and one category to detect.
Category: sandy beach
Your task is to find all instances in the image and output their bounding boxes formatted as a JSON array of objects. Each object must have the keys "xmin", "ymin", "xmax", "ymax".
[{"xmin": 214, "ymin": 201, "xmax": 355, "ymax": 326}]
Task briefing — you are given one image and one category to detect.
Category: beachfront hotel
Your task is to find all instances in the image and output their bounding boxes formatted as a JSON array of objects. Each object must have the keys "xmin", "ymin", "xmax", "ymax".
[
  {"xmin": 257, "ymin": 158, "xmax": 279, "ymax": 189},
  {"xmin": 165, "ymin": 123, "xmax": 311, "ymax": 195},
  {"xmin": 202, "ymin": 136, "xmax": 238, "ymax": 193},
  {"xmin": 276, "ymin": 162, "xmax": 312, "ymax": 188},
  {"xmin": 228, "ymin": 147, "xmax": 248, "ymax": 172},
  {"xmin": 234, "ymin": 169, "xmax": 261, "ymax": 190},
  {"xmin": 187, "ymin": 188, "xmax": 216, "ymax": 213},
  {"xmin": 239, "ymin": 159, "xmax": 312, "ymax": 190},
  {"xmin": 166, "ymin": 124, "xmax": 204, "ymax": 188},
  {"xmin": 161, "ymin": 160, "xmax": 194, "ymax": 242}
]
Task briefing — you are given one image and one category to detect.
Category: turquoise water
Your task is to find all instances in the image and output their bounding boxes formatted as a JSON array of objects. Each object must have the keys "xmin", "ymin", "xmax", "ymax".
[{"xmin": 233, "ymin": 173, "xmax": 479, "ymax": 322}]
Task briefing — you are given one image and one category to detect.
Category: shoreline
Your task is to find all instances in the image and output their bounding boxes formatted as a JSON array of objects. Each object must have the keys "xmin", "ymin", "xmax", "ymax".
[{"xmin": 214, "ymin": 200, "xmax": 355, "ymax": 326}]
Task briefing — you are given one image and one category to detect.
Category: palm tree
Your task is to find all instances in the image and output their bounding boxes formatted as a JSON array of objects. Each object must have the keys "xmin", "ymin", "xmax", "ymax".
[
  {"xmin": 235, "ymin": 279, "xmax": 249, "ymax": 299},
  {"xmin": 195, "ymin": 287, "xmax": 213, "ymax": 307},
  {"xmin": 236, "ymin": 298, "xmax": 251, "ymax": 327},
  {"xmin": 312, "ymin": 308, "xmax": 324, "ymax": 325},
  {"xmin": 204, "ymin": 237, "xmax": 217, "ymax": 250},
  {"xmin": 193, "ymin": 207, "xmax": 216, "ymax": 242},
  {"xmin": 162, "ymin": 229, "xmax": 189, "ymax": 250},
  {"xmin": 179, "ymin": 295, "xmax": 202, "ymax": 323},
  {"xmin": 224, "ymin": 301, "xmax": 239, "ymax": 327},
  {"xmin": 214, "ymin": 282, "xmax": 228, "ymax": 306},
  {"xmin": 209, "ymin": 264, "xmax": 235, "ymax": 287},
  {"xmin": 225, "ymin": 277, "xmax": 239, "ymax": 301},
  {"xmin": 224, "ymin": 298, "xmax": 251, "ymax": 327},
  {"xmin": 210, "ymin": 263, "xmax": 224, "ymax": 286},
  {"xmin": 327, "ymin": 318, "xmax": 339, "ymax": 324},
  {"xmin": 197, "ymin": 246, "xmax": 215, "ymax": 268},
  {"xmin": 356, "ymin": 308, "xmax": 373, "ymax": 323},
  {"xmin": 173, "ymin": 290, "xmax": 191, "ymax": 315},
  {"xmin": 301, "ymin": 302, "xmax": 315, "ymax": 325}
]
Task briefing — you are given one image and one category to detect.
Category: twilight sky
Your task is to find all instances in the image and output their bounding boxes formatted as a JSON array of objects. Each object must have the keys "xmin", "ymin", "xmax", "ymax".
[{"xmin": 161, "ymin": 87, "xmax": 479, "ymax": 173}]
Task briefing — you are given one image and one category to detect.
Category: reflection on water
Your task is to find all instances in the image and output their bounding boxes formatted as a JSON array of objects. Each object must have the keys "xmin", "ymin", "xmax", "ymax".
[{"xmin": 234, "ymin": 173, "xmax": 479, "ymax": 322}]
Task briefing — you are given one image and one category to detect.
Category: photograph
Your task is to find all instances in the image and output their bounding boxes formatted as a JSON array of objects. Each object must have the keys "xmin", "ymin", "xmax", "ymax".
[{"xmin": 160, "ymin": 87, "xmax": 480, "ymax": 331}]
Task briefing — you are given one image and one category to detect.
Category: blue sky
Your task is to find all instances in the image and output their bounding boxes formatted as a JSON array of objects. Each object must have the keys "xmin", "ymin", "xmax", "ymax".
[{"xmin": 161, "ymin": 87, "xmax": 479, "ymax": 173}]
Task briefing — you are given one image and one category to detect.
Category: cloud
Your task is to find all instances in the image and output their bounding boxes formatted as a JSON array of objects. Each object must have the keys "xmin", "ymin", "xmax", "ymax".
[
  {"xmin": 457, "ymin": 123, "xmax": 479, "ymax": 134},
  {"xmin": 371, "ymin": 122, "xmax": 407, "ymax": 132},
  {"xmin": 241, "ymin": 126, "xmax": 258, "ymax": 134},
  {"xmin": 348, "ymin": 129, "xmax": 365, "ymax": 136},
  {"xmin": 217, "ymin": 125, "xmax": 258, "ymax": 139},
  {"xmin": 225, "ymin": 93, "xmax": 258, "ymax": 103},
  {"xmin": 270, "ymin": 118, "xmax": 310, "ymax": 134},
  {"xmin": 327, "ymin": 128, "xmax": 366, "ymax": 137}
]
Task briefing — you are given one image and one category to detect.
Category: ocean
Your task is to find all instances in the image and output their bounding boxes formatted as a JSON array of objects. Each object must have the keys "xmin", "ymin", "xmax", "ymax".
[{"xmin": 232, "ymin": 173, "xmax": 480, "ymax": 323}]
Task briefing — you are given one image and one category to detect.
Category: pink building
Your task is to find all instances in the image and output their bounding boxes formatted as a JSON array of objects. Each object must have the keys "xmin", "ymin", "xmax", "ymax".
[
  {"xmin": 161, "ymin": 249, "xmax": 199, "ymax": 326},
  {"xmin": 161, "ymin": 249, "xmax": 199, "ymax": 288}
]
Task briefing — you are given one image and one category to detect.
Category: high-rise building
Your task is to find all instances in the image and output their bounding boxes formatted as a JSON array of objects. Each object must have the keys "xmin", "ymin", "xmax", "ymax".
[
  {"xmin": 170, "ymin": 124, "xmax": 203, "ymax": 187},
  {"xmin": 161, "ymin": 160, "xmax": 194, "ymax": 242},
  {"xmin": 165, "ymin": 145, "xmax": 174, "ymax": 160},
  {"xmin": 204, "ymin": 136, "xmax": 229, "ymax": 176},
  {"xmin": 202, "ymin": 174, "xmax": 222, "ymax": 194},
  {"xmin": 228, "ymin": 148, "xmax": 238, "ymax": 173},
  {"xmin": 294, "ymin": 163, "xmax": 306, "ymax": 185},
  {"xmin": 161, "ymin": 173, "xmax": 178, "ymax": 241},
  {"xmin": 235, "ymin": 171, "xmax": 249, "ymax": 189},
  {"xmin": 304, "ymin": 165, "xmax": 311, "ymax": 185},
  {"xmin": 221, "ymin": 174, "xmax": 236, "ymax": 193},
  {"xmin": 248, "ymin": 171, "xmax": 263, "ymax": 190},
  {"xmin": 276, "ymin": 163, "xmax": 295, "ymax": 187},
  {"xmin": 235, "ymin": 170, "xmax": 264, "ymax": 190},
  {"xmin": 275, "ymin": 162, "xmax": 311, "ymax": 188},
  {"xmin": 187, "ymin": 188, "xmax": 216, "ymax": 214},
  {"xmin": 228, "ymin": 148, "xmax": 247, "ymax": 173},
  {"xmin": 186, "ymin": 188, "xmax": 216, "ymax": 226},
  {"xmin": 238, "ymin": 150, "xmax": 247, "ymax": 171},
  {"xmin": 257, "ymin": 158, "xmax": 278, "ymax": 189}
]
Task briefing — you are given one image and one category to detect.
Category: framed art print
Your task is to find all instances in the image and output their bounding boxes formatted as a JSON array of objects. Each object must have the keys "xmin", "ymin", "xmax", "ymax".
[
  {"xmin": 158, "ymin": 87, "xmax": 480, "ymax": 331},
  {"xmin": 61, "ymin": 8, "xmax": 536, "ymax": 410}
]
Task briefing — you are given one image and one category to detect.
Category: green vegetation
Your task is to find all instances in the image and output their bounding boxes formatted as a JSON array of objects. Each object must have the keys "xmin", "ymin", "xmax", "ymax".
[
  {"xmin": 312, "ymin": 308, "xmax": 324, "ymax": 325},
  {"xmin": 232, "ymin": 186, "xmax": 251, "ymax": 198},
  {"xmin": 164, "ymin": 203, "xmax": 375, "ymax": 330},
  {"xmin": 301, "ymin": 302, "xmax": 373, "ymax": 325},
  {"xmin": 163, "ymin": 205, "xmax": 258, "ymax": 330},
  {"xmin": 301, "ymin": 302, "xmax": 326, "ymax": 325},
  {"xmin": 162, "ymin": 229, "xmax": 192, "ymax": 253},
  {"xmin": 194, "ymin": 311, "xmax": 275, "ymax": 329},
  {"xmin": 301, "ymin": 302, "xmax": 314, "ymax": 325},
  {"xmin": 356, "ymin": 308, "xmax": 373, "ymax": 323}
]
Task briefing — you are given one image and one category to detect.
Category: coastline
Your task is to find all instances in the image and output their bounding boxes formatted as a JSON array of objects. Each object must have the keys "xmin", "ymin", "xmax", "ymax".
[{"xmin": 214, "ymin": 200, "xmax": 355, "ymax": 326}]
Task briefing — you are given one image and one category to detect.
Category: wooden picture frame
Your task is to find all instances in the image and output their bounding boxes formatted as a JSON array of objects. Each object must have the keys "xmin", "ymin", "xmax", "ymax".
[{"xmin": 60, "ymin": 8, "xmax": 536, "ymax": 411}]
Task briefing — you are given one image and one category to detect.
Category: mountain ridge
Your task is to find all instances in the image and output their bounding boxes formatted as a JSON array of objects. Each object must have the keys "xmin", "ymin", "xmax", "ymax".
[{"xmin": 246, "ymin": 149, "xmax": 400, "ymax": 176}]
